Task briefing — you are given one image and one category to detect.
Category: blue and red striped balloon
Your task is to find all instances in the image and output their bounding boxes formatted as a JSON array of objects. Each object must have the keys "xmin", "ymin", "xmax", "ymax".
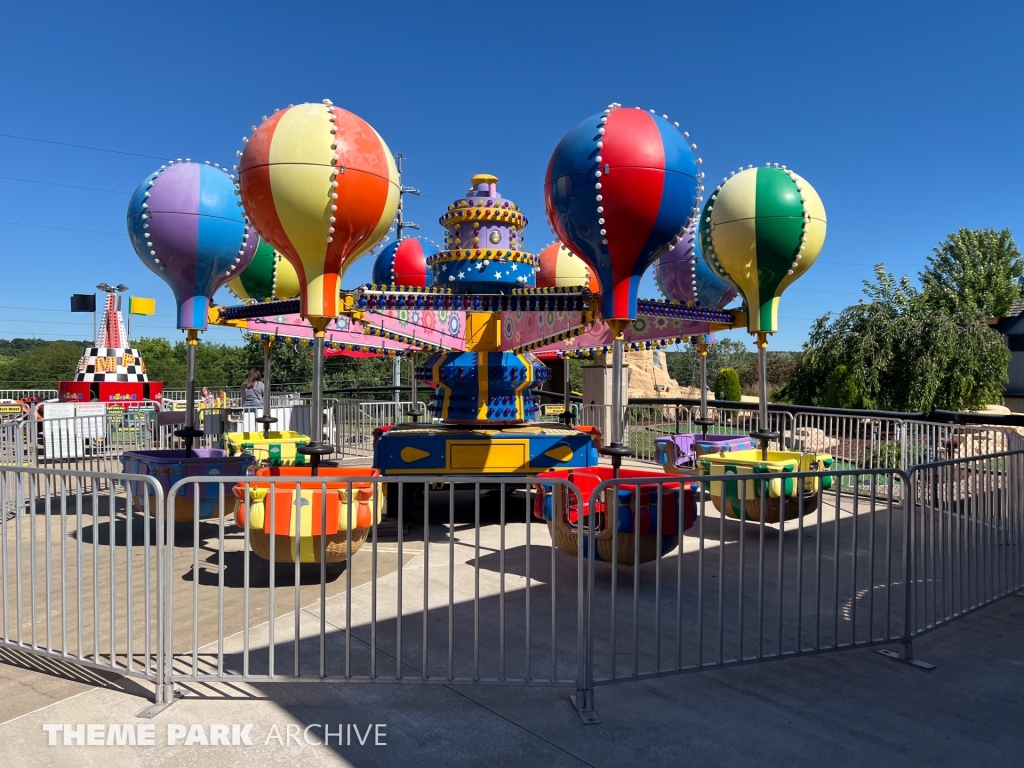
[
  {"xmin": 544, "ymin": 106, "xmax": 701, "ymax": 322},
  {"xmin": 371, "ymin": 237, "xmax": 436, "ymax": 288}
]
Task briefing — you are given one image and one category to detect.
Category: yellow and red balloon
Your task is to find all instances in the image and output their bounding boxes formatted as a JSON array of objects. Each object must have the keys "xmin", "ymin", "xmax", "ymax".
[{"xmin": 238, "ymin": 102, "xmax": 399, "ymax": 320}]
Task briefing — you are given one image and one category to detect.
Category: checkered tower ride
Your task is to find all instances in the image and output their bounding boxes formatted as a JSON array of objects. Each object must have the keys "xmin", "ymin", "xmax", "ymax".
[
  {"xmin": 57, "ymin": 291, "xmax": 163, "ymax": 404},
  {"xmin": 419, "ymin": 174, "xmax": 549, "ymax": 426}
]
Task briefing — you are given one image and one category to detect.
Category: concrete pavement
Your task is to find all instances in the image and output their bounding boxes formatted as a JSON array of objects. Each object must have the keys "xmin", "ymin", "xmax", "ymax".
[{"xmin": 0, "ymin": 595, "xmax": 1020, "ymax": 767}]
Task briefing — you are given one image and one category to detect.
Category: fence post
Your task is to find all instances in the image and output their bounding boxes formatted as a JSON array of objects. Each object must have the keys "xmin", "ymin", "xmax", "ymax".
[
  {"xmin": 573, "ymin": 482, "xmax": 599, "ymax": 724},
  {"xmin": 900, "ymin": 468, "xmax": 915, "ymax": 661}
]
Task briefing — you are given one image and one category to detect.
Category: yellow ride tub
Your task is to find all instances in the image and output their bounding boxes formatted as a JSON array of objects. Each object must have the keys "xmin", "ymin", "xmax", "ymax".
[
  {"xmin": 699, "ymin": 449, "xmax": 834, "ymax": 524},
  {"xmin": 223, "ymin": 430, "xmax": 311, "ymax": 467},
  {"xmin": 232, "ymin": 466, "xmax": 384, "ymax": 564}
]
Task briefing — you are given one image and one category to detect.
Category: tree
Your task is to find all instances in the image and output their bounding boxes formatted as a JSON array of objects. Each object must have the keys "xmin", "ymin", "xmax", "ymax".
[
  {"xmin": 823, "ymin": 365, "xmax": 860, "ymax": 409},
  {"xmin": 779, "ymin": 264, "xmax": 1009, "ymax": 412},
  {"xmin": 714, "ymin": 368, "xmax": 742, "ymax": 402},
  {"xmin": 920, "ymin": 228, "xmax": 1022, "ymax": 318}
]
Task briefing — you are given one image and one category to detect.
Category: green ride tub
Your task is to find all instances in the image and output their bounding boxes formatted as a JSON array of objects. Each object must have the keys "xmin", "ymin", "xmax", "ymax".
[
  {"xmin": 699, "ymin": 449, "xmax": 834, "ymax": 523},
  {"xmin": 223, "ymin": 430, "xmax": 311, "ymax": 467}
]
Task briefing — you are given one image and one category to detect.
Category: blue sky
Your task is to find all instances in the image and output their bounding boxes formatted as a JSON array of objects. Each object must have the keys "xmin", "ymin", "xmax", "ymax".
[{"xmin": 0, "ymin": 0, "xmax": 1020, "ymax": 351}]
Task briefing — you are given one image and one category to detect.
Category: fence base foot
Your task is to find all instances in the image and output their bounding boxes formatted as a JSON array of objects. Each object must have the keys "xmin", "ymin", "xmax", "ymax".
[
  {"xmin": 137, "ymin": 688, "xmax": 182, "ymax": 719},
  {"xmin": 878, "ymin": 648, "xmax": 936, "ymax": 670},
  {"xmin": 570, "ymin": 691, "xmax": 600, "ymax": 725}
]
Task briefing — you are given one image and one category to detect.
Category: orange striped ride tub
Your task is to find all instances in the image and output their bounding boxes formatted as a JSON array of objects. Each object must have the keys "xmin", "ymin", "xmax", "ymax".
[{"xmin": 232, "ymin": 467, "xmax": 384, "ymax": 564}]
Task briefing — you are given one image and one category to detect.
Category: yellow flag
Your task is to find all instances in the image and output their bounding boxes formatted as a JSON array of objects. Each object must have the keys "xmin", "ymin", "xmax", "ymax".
[{"xmin": 129, "ymin": 297, "xmax": 156, "ymax": 315}]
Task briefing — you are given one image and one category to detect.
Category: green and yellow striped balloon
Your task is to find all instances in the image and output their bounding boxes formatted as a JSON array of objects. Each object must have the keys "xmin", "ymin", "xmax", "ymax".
[
  {"xmin": 225, "ymin": 238, "xmax": 301, "ymax": 302},
  {"xmin": 697, "ymin": 166, "xmax": 826, "ymax": 334}
]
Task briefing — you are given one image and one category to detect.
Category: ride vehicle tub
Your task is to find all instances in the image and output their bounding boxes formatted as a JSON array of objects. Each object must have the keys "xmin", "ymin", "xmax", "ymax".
[
  {"xmin": 699, "ymin": 449, "xmax": 834, "ymax": 524},
  {"xmin": 654, "ymin": 434, "xmax": 758, "ymax": 474},
  {"xmin": 232, "ymin": 466, "xmax": 384, "ymax": 564},
  {"xmin": 120, "ymin": 448, "xmax": 254, "ymax": 522},
  {"xmin": 533, "ymin": 467, "xmax": 698, "ymax": 565},
  {"xmin": 223, "ymin": 430, "xmax": 311, "ymax": 467}
]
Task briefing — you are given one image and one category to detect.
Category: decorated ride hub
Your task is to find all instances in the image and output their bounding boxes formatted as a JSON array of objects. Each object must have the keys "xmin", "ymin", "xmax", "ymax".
[
  {"xmin": 373, "ymin": 174, "xmax": 599, "ymax": 476},
  {"xmin": 58, "ymin": 290, "xmax": 163, "ymax": 405}
]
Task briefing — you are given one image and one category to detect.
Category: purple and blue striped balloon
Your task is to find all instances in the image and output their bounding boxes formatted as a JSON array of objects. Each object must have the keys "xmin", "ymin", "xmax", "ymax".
[{"xmin": 127, "ymin": 162, "xmax": 257, "ymax": 330}]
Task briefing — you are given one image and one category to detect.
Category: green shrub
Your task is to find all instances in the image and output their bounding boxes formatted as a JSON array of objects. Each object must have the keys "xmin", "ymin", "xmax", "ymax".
[
  {"xmin": 714, "ymin": 368, "xmax": 742, "ymax": 402},
  {"xmin": 824, "ymin": 365, "xmax": 861, "ymax": 409},
  {"xmin": 858, "ymin": 440, "xmax": 901, "ymax": 469}
]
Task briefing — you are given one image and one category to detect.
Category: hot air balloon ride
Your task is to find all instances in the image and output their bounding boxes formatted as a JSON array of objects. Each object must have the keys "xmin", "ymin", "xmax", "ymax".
[
  {"xmin": 694, "ymin": 164, "xmax": 834, "ymax": 523},
  {"xmin": 371, "ymin": 237, "xmax": 435, "ymax": 289},
  {"xmin": 239, "ymin": 100, "xmax": 400, "ymax": 469},
  {"xmin": 122, "ymin": 160, "xmax": 258, "ymax": 521},
  {"xmin": 545, "ymin": 104, "xmax": 702, "ymax": 464},
  {"xmin": 126, "ymin": 159, "xmax": 258, "ymax": 452},
  {"xmin": 697, "ymin": 164, "xmax": 826, "ymax": 449},
  {"xmin": 226, "ymin": 238, "xmax": 301, "ymax": 303},
  {"xmin": 536, "ymin": 241, "xmax": 600, "ymax": 292},
  {"xmin": 653, "ymin": 221, "xmax": 739, "ymax": 441},
  {"xmin": 225, "ymin": 237, "xmax": 303, "ymax": 442}
]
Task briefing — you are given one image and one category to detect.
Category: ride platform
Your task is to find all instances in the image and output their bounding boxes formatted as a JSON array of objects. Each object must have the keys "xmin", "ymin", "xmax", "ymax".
[{"xmin": 373, "ymin": 422, "xmax": 599, "ymax": 475}]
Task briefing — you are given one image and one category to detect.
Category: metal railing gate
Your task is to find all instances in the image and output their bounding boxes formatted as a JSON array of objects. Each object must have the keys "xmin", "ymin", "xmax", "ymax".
[{"xmin": 1, "ymin": 453, "xmax": 1021, "ymax": 720}]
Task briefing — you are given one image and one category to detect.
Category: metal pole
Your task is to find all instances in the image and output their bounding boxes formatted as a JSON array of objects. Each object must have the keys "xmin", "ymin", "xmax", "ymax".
[
  {"xmin": 392, "ymin": 356, "xmax": 401, "ymax": 404},
  {"xmin": 752, "ymin": 332, "xmax": 775, "ymax": 461},
  {"xmin": 410, "ymin": 352, "xmax": 419, "ymax": 422},
  {"xmin": 395, "ymin": 154, "xmax": 405, "ymax": 242},
  {"xmin": 599, "ymin": 319, "xmax": 634, "ymax": 478},
  {"xmin": 183, "ymin": 330, "xmax": 199, "ymax": 458},
  {"xmin": 562, "ymin": 356, "xmax": 572, "ymax": 426},
  {"xmin": 311, "ymin": 334, "xmax": 324, "ymax": 467},
  {"xmin": 297, "ymin": 319, "xmax": 334, "ymax": 476},
  {"xmin": 611, "ymin": 337, "xmax": 623, "ymax": 448},
  {"xmin": 694, "ymin": 337, "xmax": 713, "ymax": 440}
]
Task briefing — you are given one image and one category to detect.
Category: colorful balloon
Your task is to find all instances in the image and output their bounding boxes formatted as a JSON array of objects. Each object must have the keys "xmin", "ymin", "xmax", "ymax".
[
  {"xmin": 544, "ymin": 105, "xmax": 701, "ymax": 323},
  {"xmin": 653, "ymin": 222, "xmax": 738, "ymax": 310},
  {"xmin": 226, "ymin": 237, "xmax": 300, "ymax": 302},
  {"xmin": 238, "ymin": 101, "xmax": 399, "ymax": 320},
  {"xmin": 536, "ymin": 241, "xmax": 599, "ymax": 291},
  {"xmin": 697, "ymin": 166, "xmax": 826, "ymax": 334},
  {"xmin": 127, "ymin": 162, "xmax": 257, "ymax": 330},
  {"xmin": 371, "ymin": 237, "xmax": 435, "ymax": 287}
]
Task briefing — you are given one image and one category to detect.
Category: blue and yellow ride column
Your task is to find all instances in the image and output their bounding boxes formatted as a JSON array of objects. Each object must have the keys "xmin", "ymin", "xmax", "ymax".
[{"xmin": 373, "ymin": 175, "xmax": 599, "ymax": 475}]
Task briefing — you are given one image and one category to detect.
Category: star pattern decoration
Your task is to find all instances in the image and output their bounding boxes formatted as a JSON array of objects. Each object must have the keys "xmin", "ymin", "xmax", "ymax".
[
  {"xmin": 495, "ymin": 272, "xmax": 503, "ymax": 279},
  {"xmin": 457, "ymin": 271, "xmax": 465, "ymax": 279},
  {"xmin": 509, "ymin": 263, "xmax": 517, "ymax": 272},
  {"xmin": 440, "ymin": 264, "xmax": 447, "ymax": 272}
]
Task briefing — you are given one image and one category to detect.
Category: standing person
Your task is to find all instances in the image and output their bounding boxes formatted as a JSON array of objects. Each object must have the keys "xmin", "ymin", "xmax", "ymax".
[
  {"xmin": 241, "ymin": 369, "xmax": 264, "ymax": 410},
  {"xmin": 201, "ymin": 386, "xmax": 215, "ymax": 406}
]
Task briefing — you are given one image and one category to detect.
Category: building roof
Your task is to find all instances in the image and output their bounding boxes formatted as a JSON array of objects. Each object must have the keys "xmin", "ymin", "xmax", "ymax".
[{"xmin": 993, "ymin": 298, "xmax": 1024, "ymax": 334}]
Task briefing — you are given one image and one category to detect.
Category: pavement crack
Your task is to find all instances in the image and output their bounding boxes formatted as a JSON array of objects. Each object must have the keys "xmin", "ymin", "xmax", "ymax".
[{"xmin": 442, "ymin": 684, "xmax": 599, "ymax": 768}]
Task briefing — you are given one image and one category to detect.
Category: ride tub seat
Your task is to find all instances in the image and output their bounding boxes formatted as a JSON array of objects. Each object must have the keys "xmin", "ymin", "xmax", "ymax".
[
  {"xmin": 121, "ymin": 449, "xmax": 254, "ymax": 522},
  {"xmin": 223, "ymin": 430, "xmax": 311, "ymax": 467},
  {"xmin": 533, "ymin": 467, "xmax": 697, "ymax": 565},
  {"xmin": 699, "ymin": 449, "xmax": 834, "ymax": 524},
  {"xmin": 654, "ymin": 434, "xmax": 758, "ymax": 474},
  {"xmin": 232, "ymin": 466, "xmax": 384, "ymax": 564}
]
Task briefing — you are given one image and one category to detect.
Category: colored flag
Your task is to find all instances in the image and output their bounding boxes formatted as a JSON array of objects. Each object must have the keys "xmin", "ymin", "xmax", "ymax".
[{"xmin": 129, "ymin": 297, "xmax": 156, "ymax": 316}]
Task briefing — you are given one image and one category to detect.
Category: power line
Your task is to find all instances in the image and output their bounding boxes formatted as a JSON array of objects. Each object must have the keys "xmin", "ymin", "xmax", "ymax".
[
  {"xmin": 0, "ymin": 175, "xmax": 131, "ymax": 195},
  {"xmin": 0, "ymin": 221, "xmax": 123, "ymax": 236},
  {"xmin": 0, "ymin": 132, "xmax": 167, "ymax": 160},
  {"xmin": 0, "ymin": 304, "xmax": 178, "ymax": 319}
]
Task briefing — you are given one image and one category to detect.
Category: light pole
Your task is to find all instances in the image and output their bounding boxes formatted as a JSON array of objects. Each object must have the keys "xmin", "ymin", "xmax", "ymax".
[
  {"xmin": 393, "ymin": 154, "xmax": 424, "ymax": 407},
  {"xmin": 95, "ymin": 283, "xmax": 128, "ymax": 341}
]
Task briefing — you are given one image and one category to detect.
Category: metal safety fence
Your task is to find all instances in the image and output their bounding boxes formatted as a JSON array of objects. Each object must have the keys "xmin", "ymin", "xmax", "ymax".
[
  {"xmin": 161, "ymin": 475, "xmax": 584, "ymax": 688},
  {"xmin": 0, "ymin": 466, "xmax": 173, "ymax": 709},
  {"xmin": 0, "ymin": 452, "xmax": 1021, "ymax": 718}
]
